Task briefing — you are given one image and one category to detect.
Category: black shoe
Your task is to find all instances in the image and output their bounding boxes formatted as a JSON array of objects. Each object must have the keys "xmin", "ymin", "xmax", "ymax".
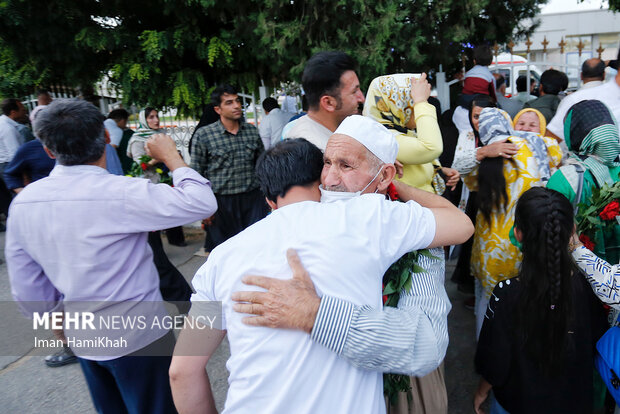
[
  {"xmin": 45, "ymin": 345, "xmax": 78, "ymax": 367},
  {"xmin": 457, "ymin": 282, "xmax": 475, "ymax": 294},
  {"xmin": 0, "ymin": 222, "xmax": 5, "ymax": 232},
  {"xmin": 168, "ymin": 241, "xmax": 187, "ymax": 247}
]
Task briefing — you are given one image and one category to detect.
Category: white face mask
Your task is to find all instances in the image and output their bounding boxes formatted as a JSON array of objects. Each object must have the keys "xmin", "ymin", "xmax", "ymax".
[{"xmin": 319, "ymin": 167, "xmax": 383, "ymax": 203}]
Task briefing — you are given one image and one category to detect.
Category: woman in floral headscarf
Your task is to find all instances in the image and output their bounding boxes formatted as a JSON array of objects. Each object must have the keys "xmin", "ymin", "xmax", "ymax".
[
  {"xmin": 363, "ymin": 73, "xmax": 460, "ymax": 194},
  {"xmin": 464, "ymin": 107, "xmax": 562, "ymax": 337},
  {"xmin": 547, "ymin": 99, "xmax": 620, "ymax": 263}
]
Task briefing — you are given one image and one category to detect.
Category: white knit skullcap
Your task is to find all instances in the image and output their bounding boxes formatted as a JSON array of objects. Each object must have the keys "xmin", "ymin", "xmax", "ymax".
[{"xmin": 333, "ymin": 115, "xmax": 399, "ymax": 164}]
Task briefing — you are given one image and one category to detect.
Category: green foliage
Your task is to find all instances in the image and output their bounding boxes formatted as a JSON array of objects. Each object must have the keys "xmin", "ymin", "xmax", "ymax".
[
  {"xmin": 0, "ymin": 0, "xmax": 546, "ymax": 112},
  {"xmin": 384, "ymin": 373, "xmax": 412, "ymax": 406}
]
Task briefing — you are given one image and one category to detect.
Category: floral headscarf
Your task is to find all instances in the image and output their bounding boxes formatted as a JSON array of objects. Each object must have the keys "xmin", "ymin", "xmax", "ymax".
[
  {"xmin": 479, "ymin": 107, "xmax": 553, "ymax": 180},
  {"xmin": 513, "ymin": 108, "xmax": 547, "ymax": 136},
  {"xmin": 363, "ymin": 74, "xmax": 419, "ymax": 132},
  {"xmin": 564, "ymin": 99, "xmax": 620, "ymax": 186}
]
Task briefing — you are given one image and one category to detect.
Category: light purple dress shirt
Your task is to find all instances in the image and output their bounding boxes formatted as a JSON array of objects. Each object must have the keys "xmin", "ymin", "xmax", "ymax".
[{"xmin": 6, "ymin": 164, "xmax": 217, "ymax": 359}]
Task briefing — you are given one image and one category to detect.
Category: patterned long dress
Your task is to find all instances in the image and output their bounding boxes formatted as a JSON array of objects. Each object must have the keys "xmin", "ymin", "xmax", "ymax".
[{"xmin": 464, "ymin": 136, "xmax": 562, "ymax": 298}]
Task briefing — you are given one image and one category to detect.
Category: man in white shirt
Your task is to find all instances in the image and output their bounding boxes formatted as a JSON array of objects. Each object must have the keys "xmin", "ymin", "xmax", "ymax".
[
  {"xmin": 547, "ymin": 50, "xmax": 620, "ymax": 141},
  {"xmin": 0, "ymin": 98, "xmax": 29, "ymax": 168},
  {"xmin": 257, "ymin": 97, "xmax": 294, "ymax": 150},
  {"xmin": 282, "ymin": 51, "xmax": 365, "ymax": 150},
  {"xmin": 579, "ymin": 58, "xmax": 605, "ymax": 90},
  {"xmin": 169, "ymin": 116, "xmax": 473, "ymax": 414},
  {"xmin": 103, "ymin": 110, "xmax": 127, "ymax": 148}
]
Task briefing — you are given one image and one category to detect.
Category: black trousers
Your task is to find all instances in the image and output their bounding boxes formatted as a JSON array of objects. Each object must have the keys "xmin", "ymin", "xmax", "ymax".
[
  {"xmin": 148, "ymin": 231, "xmax": 192, "ymax": 312},
  {"xmin": 0, "ymin": 162, "xmax": 13, "ymax": 216},
  {"xmin": 204, "ymin": 188, "xmax": 269, "ymax": 251},
  {"xmin": 79, "ymin": 331, "xmax": 177, "ymax": 414},
  {"xmin": 165, "ymin": 226, "xmax": 185, "ymax": 245},
  {"xmin": 450, "ymin": 191, "xmax": 478, "ymax": 287}
]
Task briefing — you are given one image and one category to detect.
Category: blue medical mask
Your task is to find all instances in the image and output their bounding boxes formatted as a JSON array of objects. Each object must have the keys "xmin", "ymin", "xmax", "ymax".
[{"xmin": 319, "ymin": 167, "xmax": 383, "ymax": 203}]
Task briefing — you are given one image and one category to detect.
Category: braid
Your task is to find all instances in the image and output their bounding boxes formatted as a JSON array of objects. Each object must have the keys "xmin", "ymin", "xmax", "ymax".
[
  {"xmin": 546, "ymin": 207, "xmax": 562, "ymax": 308},
  {"xmin": 514, "ymin": 186, "xmax": 576, "ymax": 376}
]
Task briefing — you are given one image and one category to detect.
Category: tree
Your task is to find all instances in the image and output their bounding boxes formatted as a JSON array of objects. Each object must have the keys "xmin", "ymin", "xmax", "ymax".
[
  {"xmin": 579, "ymin": 0, "xmax": 619, "ymax": 12},
  {"xmin": 0, "ymin": 0, "xmax": 547, "ymax": 114}
]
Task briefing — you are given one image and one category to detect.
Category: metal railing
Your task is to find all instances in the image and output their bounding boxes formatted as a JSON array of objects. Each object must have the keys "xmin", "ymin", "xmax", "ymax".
[{"xmin": 435, "ymin": 37, "xmax": 604, "ymax": 112}]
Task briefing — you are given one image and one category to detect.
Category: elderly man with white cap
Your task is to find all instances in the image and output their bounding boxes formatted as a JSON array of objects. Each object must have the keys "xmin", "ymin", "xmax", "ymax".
[{"xmin": 170, "ymin": 116, "xmax": 472, "ymax": 414}]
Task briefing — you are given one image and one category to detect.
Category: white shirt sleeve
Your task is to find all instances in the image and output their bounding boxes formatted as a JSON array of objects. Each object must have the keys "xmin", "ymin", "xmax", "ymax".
[
  {"xmin": 190, "ymin": 254, "xmax": 227, "ymax": 329},
  {"xmin": 104, "ymin": 119, "xmax": 123, "ymax": 146},
  {"xmin": 258, "ymin": 116, "xmax": 272, "ymax": 150},
  {"xmin": 547, "ymin": 96, "xmax": 573, "ymax": 140}
]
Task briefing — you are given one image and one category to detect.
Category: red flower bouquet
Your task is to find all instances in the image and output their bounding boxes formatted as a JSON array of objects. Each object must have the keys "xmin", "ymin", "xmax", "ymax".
[
  {"xmin": 576, "ymin": 182, "xmax": 620, "ymax": 251},
  {"xmin": 599, "ymin": 200, "xmax": 620, "ymax": 221}
]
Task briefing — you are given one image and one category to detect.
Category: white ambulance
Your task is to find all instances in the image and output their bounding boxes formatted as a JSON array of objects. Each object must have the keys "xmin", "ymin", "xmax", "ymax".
[{"xmin": 489, "ymin": 53, "xmax": 542, "ymax": 97}]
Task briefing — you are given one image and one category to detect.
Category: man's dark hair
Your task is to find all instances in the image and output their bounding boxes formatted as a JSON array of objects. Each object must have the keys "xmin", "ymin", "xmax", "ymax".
[
  {"xmin": 515, "ymin": 75, "xmax": 535, "ymax": 93},
  {"xmin": 35, "ymin": 99, "xmax": 106, "ymax": 166},
  {"xmin": 211, "ymin": 84, "xmax": 238, "ymax": 106},
  {"xmin": 302, "ymin": 51, "xmax": 357, "ymax": 110},
  {"xmin": 540, "ymin": 69, "xmax": 568, "ymax": 95},
  {"xmin": 1, "ymin": 98, "xmax": 21, "ymax": 116},
  {"xmin": 495, "ymin": 74, "xmax": 506, "ymax": 89},
  {"xmin": 262, "ymin": 97, "xmax": 279, "ymax": 113},
  {"xmin": 107, "ymin": 108, "xmax": 129, "ymax": 122},
  {"xmin": 256, "ymin": 138, "xmax": 323, "ymax": 203},
  {"xmin": 581, "ymin": 59, "xmax": 605, "ymax": 79},
  {"xmin": 36, "ymin": 90, "xmax": 50, "ymax": 97},
  {"xmin": 473, "ymin": 45, "xmax": 493, "ymax": 66}
]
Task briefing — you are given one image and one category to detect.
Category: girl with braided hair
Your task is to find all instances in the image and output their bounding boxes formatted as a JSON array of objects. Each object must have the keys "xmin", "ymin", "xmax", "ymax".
[{"xmin": 473, "ymin": 187, "xmax": 607, "ymax": 414}]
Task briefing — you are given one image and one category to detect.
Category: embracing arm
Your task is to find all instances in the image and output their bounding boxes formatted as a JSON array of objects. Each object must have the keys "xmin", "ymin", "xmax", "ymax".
[
  {"xmin": 451, "ymin": 132, "xmax": 517, "ymax": 177},
  {"xmin": 392, "ymin": 180, "xmax": 474, "ymax": 247}
]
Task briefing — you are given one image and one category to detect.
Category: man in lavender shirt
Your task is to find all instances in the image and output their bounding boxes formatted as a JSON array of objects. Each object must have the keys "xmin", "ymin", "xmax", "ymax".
[{"xmin": 5, "ymin": 99, "xmax": 217, "ymax": 414}]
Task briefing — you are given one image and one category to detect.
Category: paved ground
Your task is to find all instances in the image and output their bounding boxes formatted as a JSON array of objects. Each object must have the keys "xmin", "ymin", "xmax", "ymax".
[{"xmin": 0, "ymin": 228, "xmax": 481, "ymax": 413}]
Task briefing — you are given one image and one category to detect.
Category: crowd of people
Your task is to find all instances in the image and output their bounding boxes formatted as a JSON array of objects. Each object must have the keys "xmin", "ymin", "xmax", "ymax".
[{"xmin": 1, "ymin": 45, "xmax": 619, "ymax": 414}]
